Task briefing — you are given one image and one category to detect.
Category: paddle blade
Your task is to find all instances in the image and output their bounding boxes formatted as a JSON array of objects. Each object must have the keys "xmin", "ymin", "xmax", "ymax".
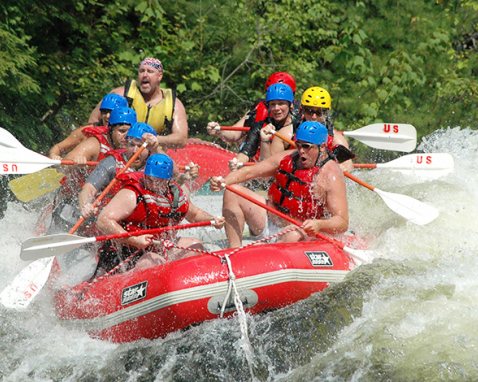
[
  {"xmin": 344, "ymin": 123, "xmax": 417, "ymax": 152},
  {"xmin": 374, "ymin": 188, "xmax": 439, "ymax": 225},
  {"xmin": 379, "ymin": 153, "xmax": 454, "ymax": 179},
  {"xmin": 20, "ymin": 233, "xmax": 94, "ymax": 261},
  {"xmin": 0, "ymin": 127, "xmax": 25, "ymax": 149},
  {"xmin": 0, "ymin": 257, "xmax": 54, "ymax": 309},
  {"xmin": 344, "ymin": 247, "xmax": 376, "ymax": 265},
  {"xmin": 9, "ymin": 168, "xmax": 64, "ymax": 202},
  {"xmin": 0, "ymin": 147, "xmax": 59, "ymax": 174}
]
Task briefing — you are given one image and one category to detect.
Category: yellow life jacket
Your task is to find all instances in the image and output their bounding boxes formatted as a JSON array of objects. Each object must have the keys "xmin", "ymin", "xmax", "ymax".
[{"xmin": 124, "ymin": 79, "xmax": 175, "ymax": 134}]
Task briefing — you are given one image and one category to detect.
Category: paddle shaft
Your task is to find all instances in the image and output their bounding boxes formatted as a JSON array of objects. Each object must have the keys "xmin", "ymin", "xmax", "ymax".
[
  {"xmin": 219, "ymin": 126, "xmax": 250, "ymax": 132},
  {"xmin": 343, "ymin": 171, "xmax": 374, "ymax": 191},
  {"xmin": 69, "ymin": 142, "xmax": 148, "ymax": 234},
  {"xmin": 353, "ymin": 163, "xmax": 377, "ymax": 169},
  {"xmin": 95, "ymin": 220, "xmax": 212, "ymax": 242},
  {"xmin": 224, "ymin": 185, "xmax": 346, "ymax": 251},
  {"xmin": 21, "ymin": 220, "xmax": 214, "ymax": 261},
  {"xmin": 60, "ymin": 159, "xmax": 98, "ymax": 166},
  {"xmin": 219, "ymin": 126, "xmax": 298, "ymax": 147}
]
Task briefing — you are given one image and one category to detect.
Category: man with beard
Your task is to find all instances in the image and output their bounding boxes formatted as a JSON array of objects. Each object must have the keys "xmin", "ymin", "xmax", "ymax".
[
  {"xmin": 89, "ymin": 57, "xmax": 188, "ymax": 149},
  {"xmin": 210, "ymin": 121, "xmax": 348, "ymax": 248}
]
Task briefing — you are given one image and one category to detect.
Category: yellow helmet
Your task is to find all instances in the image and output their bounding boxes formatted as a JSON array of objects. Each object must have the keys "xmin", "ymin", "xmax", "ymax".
[{"xmin": 300, "ymin": 87, "xmax": 332, "ymax": 109}]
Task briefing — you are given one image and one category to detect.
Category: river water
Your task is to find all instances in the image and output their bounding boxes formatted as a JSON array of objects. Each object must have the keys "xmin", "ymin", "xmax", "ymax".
[{"xmin": 1, "ymin": 127, "xmax": 477, "ymax": 381}]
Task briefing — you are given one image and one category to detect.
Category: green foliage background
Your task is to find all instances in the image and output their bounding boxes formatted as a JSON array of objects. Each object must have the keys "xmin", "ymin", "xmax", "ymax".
[{"xmin": 0, "ymin": 0, "xmax": 477, "ymax": 153}]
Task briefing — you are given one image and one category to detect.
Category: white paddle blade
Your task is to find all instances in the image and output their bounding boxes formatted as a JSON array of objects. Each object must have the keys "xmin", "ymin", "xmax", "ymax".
[
  {"xmin": 344, "ymin": 247, "xmax": 376, "ymax": 265},
  {"xmin": 0, "ymin": 127, "xmax": 26, "ymax": 149},
  {"xmin": 375, "ymin": 188, "xmax": 439, "ymax": 225},
  {"xmin": 1, "ymin": 162, "xmax": 54, "ymax": 174},
  {"xmin": 20, "ymin": 234, "xmax": 95, "ymax": 261},
  {"xmin": 378, "ymin": 153, "xmax": 454, "ymax": 179},
  {"xmin": 0, "ymin": 147, "xmax": 60, "ymax": 174},
  {"xmin": 344, "ymin": 123, "xmax": 417, "ymax": 152},
  {"xmin": 0, "ymin": 257, "xmax": 54, "ymax": 309}
]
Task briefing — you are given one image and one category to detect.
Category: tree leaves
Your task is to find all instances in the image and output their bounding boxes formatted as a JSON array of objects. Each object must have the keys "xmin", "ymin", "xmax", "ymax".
[{"xmin": 0, "ymin": 0, "xmax": 476, "ymax": 152}]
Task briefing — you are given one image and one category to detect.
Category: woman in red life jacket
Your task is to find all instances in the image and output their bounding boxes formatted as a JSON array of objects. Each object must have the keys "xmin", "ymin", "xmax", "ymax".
[
  {"xmin": 95, "ymin": 153, "xmax": 224, "ymax": 274},
  {"xmin": 299, "ymin": 86, "xmax": 355, "ymax": 171},
  {"xmin": 48, "ymin": 94, "xmax": 128, "ymax": 160},
  {"xmin": 256, "ymin": 83, "xmax": 300, "ymax": 162},
  {"xmin": 206, "ymin": 72, "xmax": 299, "ymax": 168},
  {"xmin": 210, "ymin": 121, "xmax": 348, "ymax": 248}
]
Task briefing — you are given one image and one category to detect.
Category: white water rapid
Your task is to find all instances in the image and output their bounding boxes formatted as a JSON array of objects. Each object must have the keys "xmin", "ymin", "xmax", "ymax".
[{"xmin": 1, "ymin": 127, "xmax": 478, "ymax": 381}]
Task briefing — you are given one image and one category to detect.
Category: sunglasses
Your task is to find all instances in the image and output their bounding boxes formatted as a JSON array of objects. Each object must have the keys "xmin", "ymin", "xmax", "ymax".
[
  {"xmin": 126, "ymin": 138, "xmax": 144, "ymax": 147},
  {"xmin": 303, "ymin": 107, "xmax": 327, "ymax": 116},
  {"xmin": 295, "ymin": 141, "xmax": 315, "ymax": 150}
]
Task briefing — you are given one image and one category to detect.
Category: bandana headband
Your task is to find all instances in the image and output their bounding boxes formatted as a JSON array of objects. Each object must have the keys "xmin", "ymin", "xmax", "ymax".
[{"xmin": 139, "ymin": 57, "xmax": 163, "ymax": 71}]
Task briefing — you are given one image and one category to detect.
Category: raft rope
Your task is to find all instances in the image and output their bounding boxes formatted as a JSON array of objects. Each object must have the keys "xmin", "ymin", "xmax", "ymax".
[
  {"xmin": 221, "ymin": 253, "xmax": 255, "ymax": 375},
  {"xmin": 87, "ymin": 226, "xmax": 299, "ymax": 284},
  {"xmin": 83, "ymin": 226, "xmax": 299, "ymax": 378}
]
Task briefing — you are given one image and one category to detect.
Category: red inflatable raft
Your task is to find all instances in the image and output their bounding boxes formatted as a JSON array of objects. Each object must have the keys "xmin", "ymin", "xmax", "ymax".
[
  {"xmin": 54, "ymin": 239, "xmax": 353, "ymax": 343},
  {"xmin": 166, "ymin": 138, "xmax": 235, "ymax": 192}
]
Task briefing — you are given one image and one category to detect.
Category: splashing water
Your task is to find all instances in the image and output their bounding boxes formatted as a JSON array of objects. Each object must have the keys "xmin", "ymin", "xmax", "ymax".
[{"xmin": 1, "ymin": 127, "xmax": 478, "ymax": 381}]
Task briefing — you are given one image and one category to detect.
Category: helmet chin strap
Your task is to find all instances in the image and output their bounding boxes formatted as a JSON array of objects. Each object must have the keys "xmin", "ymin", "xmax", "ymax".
[
  {"xmin": 108, "ymin": 127, "xmax": 115, "ymax": 149},
  {"xmin": 314, "ymin": 145, "xmax": 329, "ymax": 167},
  {"xmin": 271, "ymin": 112, "xmax": 293, "ymax": 130}
]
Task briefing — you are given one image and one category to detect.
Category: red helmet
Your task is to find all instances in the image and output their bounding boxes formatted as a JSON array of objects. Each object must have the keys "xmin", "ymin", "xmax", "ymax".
[{"xmin": 264, "ymin": 72, "xmax": 296, "ymax": 93}]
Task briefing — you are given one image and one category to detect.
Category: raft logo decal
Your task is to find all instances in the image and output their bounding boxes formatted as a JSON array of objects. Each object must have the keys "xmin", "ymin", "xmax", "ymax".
[
  {"xmin": 305, "ymin": 251, "xmax": 333, "ymax": 267},
  {"xmin": 121, "ymin": 281, "xmax": 148, "ymax": 305}
]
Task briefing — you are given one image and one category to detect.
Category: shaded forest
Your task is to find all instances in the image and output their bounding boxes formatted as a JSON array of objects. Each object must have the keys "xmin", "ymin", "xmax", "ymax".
[{"xmin": 0, "ymin": 0, "xmax": 477, "ymax": 153}]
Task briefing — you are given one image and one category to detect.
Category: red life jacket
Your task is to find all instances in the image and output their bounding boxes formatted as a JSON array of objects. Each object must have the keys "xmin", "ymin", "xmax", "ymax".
[
  {"xmin": 255, "ymin": 100, "xmax": 269, "ymax": 122},
  {"xmin": 107, "ymin": 149, "xmax": 139, "ymax": 176},
  {"xmin": 268, "ymin": 152, "xmax": 330, "ymax": 221},
  {"xmin": 82, "ymin": 125, "xmax": 113, "ymax": 161},
  {"xmin": 96, "ymin": 149, "xmax": 139, "ymax": 207},
  {"xmin": 250, "ymin": 101, "xmax": 269, "ymax": 162},
  {"xmin": 59, "ymin": 127, "xmax": 115, "ymax": 196},
  {"xmin": 120, "ymin": 173, "xmax": 189, "ymax": 232}
]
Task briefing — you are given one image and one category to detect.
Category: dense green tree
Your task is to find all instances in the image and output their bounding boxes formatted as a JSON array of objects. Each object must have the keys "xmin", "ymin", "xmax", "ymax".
[{"xmin": 0, "ymin": 0, "xmax": 476, "ymax": 154}]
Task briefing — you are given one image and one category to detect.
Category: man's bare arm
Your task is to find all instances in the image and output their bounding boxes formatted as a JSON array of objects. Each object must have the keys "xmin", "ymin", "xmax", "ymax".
[{"xmin": 156, "ymin": 98, "xmax": 188, "ymax": 149}]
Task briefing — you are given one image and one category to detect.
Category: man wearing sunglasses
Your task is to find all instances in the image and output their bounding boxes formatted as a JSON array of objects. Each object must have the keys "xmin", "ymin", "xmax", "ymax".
[
  {"xmin": 210, "ymin": 121, "xmax": 348, "ymax": 248},
  {"xmin": 300, "ymin": 86, "xmax": 354, "ymax": 171}
]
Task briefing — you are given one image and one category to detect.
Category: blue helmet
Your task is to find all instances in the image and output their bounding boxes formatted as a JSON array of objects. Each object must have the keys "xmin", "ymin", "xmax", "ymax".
[
  {"xmin": 100, "ymin": 94, "xmax": 128, "ymax": 112},
  {"xmin": 266, "ymin": 83, "xmax": 294, "ymax": 103},
  {"xmin": 144, "ymin": 153, "xmax": 174, "ymax": 180},
  {"xmin": 127, "ymin": 122, "xmax": 157, "ymax": 140},
  {"xmin": 108, "ymin": 107, "xmax": 137, "ymax": 127},
  {"xmin": 296, "ymin": 121, "xmax": 328, "ymax": 145}
]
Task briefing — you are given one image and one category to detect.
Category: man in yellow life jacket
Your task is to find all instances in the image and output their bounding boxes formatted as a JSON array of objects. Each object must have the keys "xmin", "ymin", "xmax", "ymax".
[{"xmin": 89, "ymin": 57, "xmax": 188, "ymax": 149}]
